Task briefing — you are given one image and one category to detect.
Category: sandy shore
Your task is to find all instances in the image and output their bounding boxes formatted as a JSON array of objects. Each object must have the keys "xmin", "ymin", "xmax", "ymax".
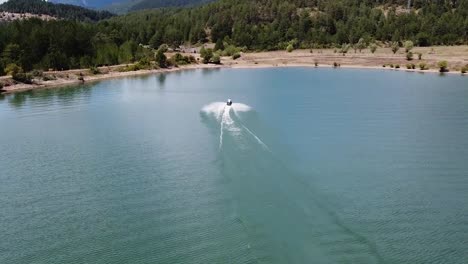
[
  {"xmin": 0, "ymin": 64, "xmax": 221, "ymax": 94},
  {"xmin": 1, "ymin": 46, "xmax": 466, "ymax": 94}
]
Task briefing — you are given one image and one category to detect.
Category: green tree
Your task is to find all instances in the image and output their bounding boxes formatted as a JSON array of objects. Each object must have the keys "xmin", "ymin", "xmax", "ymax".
[
  {"xmin": 5, "ymin": 63, "xmax": 22, "ymax": 76},
  {"xmin": 211, "ymin": 53, "xmax": 221, "ymax": 64},
  {"xmin": 118, "ymin": 41, "xmax": 137, "ymax": 64},
  {"xmin": 200, "ymin": 47, "xmax": 213, "ymax": 64},
  {"xmin": 214, "ymin": 39, "xmax": 224, "ymax": 51},
  {"xmin": 404, "ymin": 40, "xmax": 414, "ymax": 53},
  {"xmin": 2, "ymin": 44, "xmax": 21, "ymax": 65},
  {"xmin": 438, "ymin": 61, "xmax": 448, "ymax": 72},
  {"xmin": 155, "ymin": 48, "xmax": 167, "ymax": 68}
]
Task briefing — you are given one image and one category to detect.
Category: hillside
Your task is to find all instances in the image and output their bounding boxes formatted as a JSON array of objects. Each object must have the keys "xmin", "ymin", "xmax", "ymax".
[
  {"xmin": 0, "ymin": 0, "xmax": 467, "ymax": 75},
  {"xmin": 129, "ymin": 0, "xmax": 215, "ymax": 12},
  {"xmin": 107, "ymin": 0, "xmax": 468, "ymax": 48},
  {"xmin": 0, "ymin": 0, "xmax": 114, "ymax": 21},
  {"xmin": 49, "ymin": 0, "xmax": 127, "ymax": 9}
]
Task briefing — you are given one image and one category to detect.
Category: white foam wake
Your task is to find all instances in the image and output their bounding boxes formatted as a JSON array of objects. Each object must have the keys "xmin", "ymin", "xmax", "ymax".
[{"xmin": 201, "ymin": 102, "xmax": 269, "ymax": 151}]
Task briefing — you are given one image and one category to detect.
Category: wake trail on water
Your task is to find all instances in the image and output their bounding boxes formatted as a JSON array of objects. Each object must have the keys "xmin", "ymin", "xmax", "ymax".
[
  {"xmin": 200, "ymin": 102, "xmax": 384, "ymax": 264},
  {"xmin": 201, "ymin": 102, "xmax": 270, "ymax": 151}
]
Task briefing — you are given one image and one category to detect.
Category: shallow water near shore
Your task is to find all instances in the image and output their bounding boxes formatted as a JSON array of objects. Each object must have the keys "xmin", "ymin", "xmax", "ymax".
[{"xmin": 1, "ymin": 68, "xmax": 468, "ymax": 263}]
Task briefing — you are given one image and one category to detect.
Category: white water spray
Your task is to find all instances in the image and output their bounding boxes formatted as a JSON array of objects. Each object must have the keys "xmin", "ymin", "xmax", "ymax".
[{"xmin": 201, "ymin": 102, "xmax": 270, "ymax": 151}]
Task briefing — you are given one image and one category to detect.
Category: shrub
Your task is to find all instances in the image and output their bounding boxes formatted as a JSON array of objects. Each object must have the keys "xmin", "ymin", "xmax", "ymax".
[
  {"xmin": 395, "ymin": 64, "xmax": 400, "ymax": 68},
  {"xmin": 404, "ymin": 40, "xmax": 414, "ymax": 53},
  {"xmin": 31, "ymin": 70, "xmax": 43, "ymax": 77},
  {"xmin": 211, "ymin": 54, "xmax": 221, "ymax": 64},
  {"xmin": 314, "ymin": 61, "xmax": 318, "ymax": 67},
  {"xmin": 369, "ymin": 43, "xmax": 377, "ymax": 54},
  {"xmin": 383, "ymin": 64, "xmax": 386, "ymax": 67},
  {"xmin": 438, "ymin": 61, "xmax": 448, "ymax": 72},
  {"xmin": 460, "ymin": 64, "xmax": 468, "ymax": 73},
  {"xmin": 286, "ymin": 44, "xmax": 294, "ymax": 52},
  {"xmin": 155, "ymin": 48, "xmax": 167, "ymax": 68},
  {"xmin": 170, "ymin": 53, "xmax": 190, "ymax": 66},
  {"xmin": 406, "ymin": 51, "xmax": 413, "ymax": 61},
  {"xmin": 200, "ymin": 47, "xmax": 213, "ymax": 64},
  {"xmin": 42, "ymin": 74, "xmax": 56, "ymax": 81},
  {"xmin": 333, "ymin": 62, "xmax": 339, "ymax": 68},
  {"xmin": 417, "ymin": 53, "xmax": 422, "ymax": 60},
  {"xmin": 406, "ymin": 63, "xmax": 412, "ymax": 69},
  {"xmin": 419, "ymin": 63, "xmax": 428, "ymax": 70},
  {"xmin": 389, "ymin": 64, "xmax": 394, "ymax": 68},
  {"xmin": 222, "ymin": 45, "xmax": 240, "ymax": 56},
  {"xmin": 5, "ymin": 63, "xmax": 22, "ymax": 76},
  {"xmin": 391, "ymin": 42, "xmax": 399, "ymax": 54},
  {"xmin": 89, "ymin": 66, "xmax": 101, "ymax": 74},
  {"xmin": 13, "ymin": 72, "xmax": 33, "ymax": 84},
  {"xmin": 232, "ymin": 53, "xmax": 241, "ymax": 60}
]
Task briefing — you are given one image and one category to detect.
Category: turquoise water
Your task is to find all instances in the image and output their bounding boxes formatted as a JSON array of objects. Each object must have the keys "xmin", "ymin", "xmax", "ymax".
[{"xmin": 1, "ymin": 68, "xmax": 467, "ymax": 263}]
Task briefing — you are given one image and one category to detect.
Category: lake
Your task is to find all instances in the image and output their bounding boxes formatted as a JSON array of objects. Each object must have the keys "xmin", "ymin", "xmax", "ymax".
[{"xmin": 1, "ymin": 68, "xmax": 467, "ymax": 264}]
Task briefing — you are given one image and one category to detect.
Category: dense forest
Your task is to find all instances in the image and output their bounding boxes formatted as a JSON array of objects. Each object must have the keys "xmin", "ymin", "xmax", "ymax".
[
  {"xmin": 0, "ymin": 0, "xmax": 467, "ymax": 75},
  {"xmin": 0, "ymin": 0, "xmax": 114, "ymax": 21},
  {"xmin": 129, "ymin": 0, "xmax": 215, "ymax": 12}
]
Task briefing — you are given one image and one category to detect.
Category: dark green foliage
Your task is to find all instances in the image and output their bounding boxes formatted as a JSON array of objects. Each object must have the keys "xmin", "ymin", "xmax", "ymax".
[
  {"xmin": 214, "ymin": 39, "xmax": 224, "ymax": 51},
  {"xmin": 211, "ymin": 53, "xmax": 221, "ymax": 64},
  {"xmin": 12, "ymin": 72, "xmax": 33, "ymax": 84},
  {"xmin": 0, "ymin": 60, "xmax": 5, "ymax": 76},
  {"xmin": 170, "ymin": 52, "xmax": 195, "ymax": 65},
  {"xmin": 200, "ymin": 47, "xmax": 213, "ymax": 64},
  {"xmin": 130, "ymin": 0, "xmax": 214, "ymax": 12},
  {"xmin": 0, "ymin": 0, "xmax": 114, "ymax": 21},
  {"xmin": 155, "ymin": 49, "xmax": 167, "ymax": 68},
  {"xmin": 232, "ymin": 53, "xmax": 241, "ymax": 60}
]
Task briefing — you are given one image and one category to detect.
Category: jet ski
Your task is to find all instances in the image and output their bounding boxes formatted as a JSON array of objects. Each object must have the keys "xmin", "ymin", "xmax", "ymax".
[{"xmin": 227, "ymin": 99, "xmax": 232, "ymax": 106}]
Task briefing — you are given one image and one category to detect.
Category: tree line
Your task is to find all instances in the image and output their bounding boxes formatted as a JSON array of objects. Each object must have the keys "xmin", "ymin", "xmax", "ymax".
[
  {"xmin": 1, "ymin": 0, "xmax": 467, "ymax": 76},
  {"xmin": 0, "ymin": 0, "xmax": 114, "ymax": 21}
]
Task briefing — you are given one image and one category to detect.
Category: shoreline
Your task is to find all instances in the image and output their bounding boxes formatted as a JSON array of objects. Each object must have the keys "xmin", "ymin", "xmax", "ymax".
[
  {"xmin": 0, "ymin": 64, "xmax": 222, "ymax": 94},
  {"xmin": 229, "ymin": 63, "xmax": 466, "ymax": 76},
  {"xmin": 1, "ymin": 48, "xmax": 466, "ymax": 94}
]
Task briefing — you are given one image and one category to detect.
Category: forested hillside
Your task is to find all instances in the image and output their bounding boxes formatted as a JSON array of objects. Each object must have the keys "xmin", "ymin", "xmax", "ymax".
[
  {"xmin": 0, "ymin": 0, "xmax": 467, "ymax": 75},
  {"xmin": 0, "ymin": 0, "xmax": 114, "ymax": 21},
  {"xmin": 129, "ymin": 0, "xmax": 215, "ymax": 11}
]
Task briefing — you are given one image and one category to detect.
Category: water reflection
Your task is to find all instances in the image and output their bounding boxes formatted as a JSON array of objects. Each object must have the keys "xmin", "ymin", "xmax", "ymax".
[
  {"xmin": 157, "ymin": 73, "xmax": 166, "ymax": 87},
  {"xmin": 8, "ymin": 92, "xmax": 29, "ymax": 108},
  {"xmin": 201, "ymin": 68, "xmax": 221, "ymax": 76},
  {"xmin": 4, "ymin": 84, "xmax": 93, "ymax": 109}
]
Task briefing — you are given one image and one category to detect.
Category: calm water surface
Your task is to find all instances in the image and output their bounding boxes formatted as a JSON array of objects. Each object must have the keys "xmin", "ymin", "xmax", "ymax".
[{"xmin": 1, "ymin": 68, "xmax": 467, "ymax": 263}]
